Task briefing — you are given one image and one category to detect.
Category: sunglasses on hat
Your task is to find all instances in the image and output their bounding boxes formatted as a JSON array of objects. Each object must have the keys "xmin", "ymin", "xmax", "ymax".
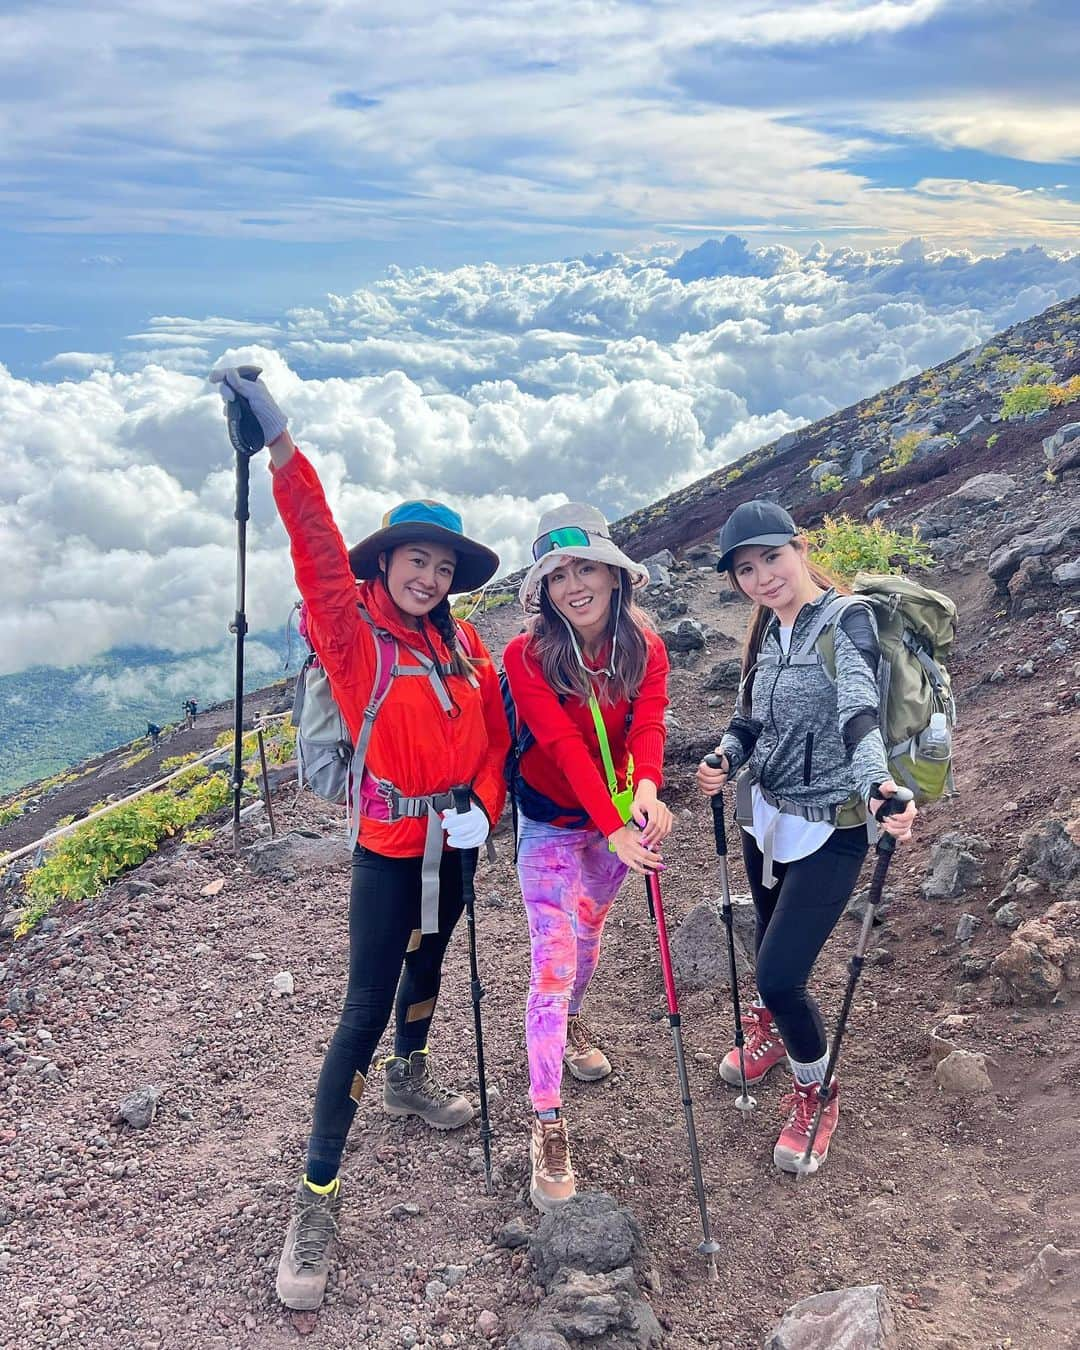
[{"xmin": 532, "ymin": 525, "xmax": 606, "ymax": 561}]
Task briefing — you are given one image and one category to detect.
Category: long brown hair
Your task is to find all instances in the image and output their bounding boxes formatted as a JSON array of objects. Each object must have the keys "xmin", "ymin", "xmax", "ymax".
[
  {"xmin": 734, "ymin": 542, "xmax": 848, "ymax": 712},
  {"xmin": 527, "ymin": 569, "xmax": 650, "ymax": 704}
]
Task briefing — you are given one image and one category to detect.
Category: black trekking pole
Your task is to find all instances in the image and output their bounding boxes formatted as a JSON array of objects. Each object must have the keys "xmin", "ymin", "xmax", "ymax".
[
  {"xmin": 452, "ymin": 788, "xmax": 494, "ymax": 1194},
  {"xmin": 793, "ymin": 785, "xmax": 914, "ymax": 1178},
  {"xmin": 643, "ymin": 864, "xmax": 720, "ymax": 1278},
  {"xmin": 703, "ymin": 755, "xmax": 755, "ymax": 1116},
  {"xmin": 223, "ymin": 365, "xmax": 267, "ymax": 853}
]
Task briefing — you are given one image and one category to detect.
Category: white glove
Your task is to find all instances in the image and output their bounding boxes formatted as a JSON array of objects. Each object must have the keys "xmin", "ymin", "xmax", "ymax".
[
  {"xmin": 441, "ymin": 803, "xmax": 490, "ymax": 849},
  {"xmin": 209, "ymin": 367, "xmax": 288, "ymax": 446}
]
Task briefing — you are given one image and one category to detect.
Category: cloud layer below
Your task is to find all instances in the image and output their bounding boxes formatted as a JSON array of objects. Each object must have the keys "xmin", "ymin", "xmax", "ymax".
[{"xmin": 4, "ymin": 236, "xmax": 1079, "ymax": 680}]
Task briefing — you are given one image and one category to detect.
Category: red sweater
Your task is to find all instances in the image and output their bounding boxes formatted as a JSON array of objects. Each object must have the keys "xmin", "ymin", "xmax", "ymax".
[{"xmin": 503, "ymin": 629, "xmax": 669, "ymax": 837}]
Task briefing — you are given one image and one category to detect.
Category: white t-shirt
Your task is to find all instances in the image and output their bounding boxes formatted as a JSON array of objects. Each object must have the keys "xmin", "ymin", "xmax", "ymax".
[{"xmin": 742, "ymin": 623, "xmax": 835, "ymax": 865}]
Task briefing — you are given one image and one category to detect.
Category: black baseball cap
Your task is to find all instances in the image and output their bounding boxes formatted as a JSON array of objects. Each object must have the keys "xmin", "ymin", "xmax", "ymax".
[{"xmin": 716, "ymin": 500, "xmax": 798, "ymax": 573}]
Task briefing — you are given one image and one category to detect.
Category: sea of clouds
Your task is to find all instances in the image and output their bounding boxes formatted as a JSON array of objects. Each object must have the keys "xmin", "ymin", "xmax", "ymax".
[{"xmin": 5, "ymin": 235, "xmax": 1080, "ymax": 696}]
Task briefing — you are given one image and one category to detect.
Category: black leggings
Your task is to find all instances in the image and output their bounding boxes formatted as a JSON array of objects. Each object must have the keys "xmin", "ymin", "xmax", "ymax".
[
  {"xmin": 305, "ymin": 846, "xmax": 468, "ymax": 1178},
  {"xmin": 741, "ymin": 825, "xmax": 868, "ymax": 1063}
]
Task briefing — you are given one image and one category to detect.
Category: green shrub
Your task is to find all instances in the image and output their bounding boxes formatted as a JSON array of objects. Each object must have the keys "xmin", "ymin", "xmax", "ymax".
[
  {"xmin": 816, "ymin": 473, "xmax": 844, "ymax": 494},
  {"xmin": 1000, "ymin": 385, "xmax": 1051, "ymax": 419},
  {"xmin": 806, "ymin": 515, "xmax": 934, "ymax": 581},
  {"xmin": 160, "ymin": 752, "xmax": 200, "ymax": 772},
  {"xmin": 987, "ymin": 433, "xmax": 1000, "ymax": 449},
  {"xmin": 881, "ymin": 429, "xmax": 926, "ymax": 474},
  {"xmin": 1022, "ymin": 361, "xmax": 1055, "ymax": 384}
]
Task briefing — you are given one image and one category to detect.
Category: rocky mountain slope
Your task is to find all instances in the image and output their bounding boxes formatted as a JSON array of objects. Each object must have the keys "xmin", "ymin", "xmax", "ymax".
[{"xmin": 1, "ymin": 297, "xmax": 1078, "ymax": 1349}]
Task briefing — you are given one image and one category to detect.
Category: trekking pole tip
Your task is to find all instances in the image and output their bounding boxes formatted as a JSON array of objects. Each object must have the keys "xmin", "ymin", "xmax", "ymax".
[{"xmin": 734, "ymin": 1091, "xmax": 756, "ymax": 1116}]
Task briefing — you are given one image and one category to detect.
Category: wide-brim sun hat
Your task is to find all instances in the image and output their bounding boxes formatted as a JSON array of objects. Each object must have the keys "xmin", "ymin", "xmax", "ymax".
[
  {"xmin": 716, "ymin": 499, "xmax": 798, "ymax": 574},
  {"xmin": 518, "ymin": 502, "xmax": 650, "ymax": 611},
  {"xmin": 348, "ymin": 499, "xmax": 500, "ymax": 594}
]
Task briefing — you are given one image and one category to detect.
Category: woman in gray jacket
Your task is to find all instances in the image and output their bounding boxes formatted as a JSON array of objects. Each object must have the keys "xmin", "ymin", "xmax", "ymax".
[{"xmin": 697, "ymin": 500, "xmax": 915, "ymax": 1174}]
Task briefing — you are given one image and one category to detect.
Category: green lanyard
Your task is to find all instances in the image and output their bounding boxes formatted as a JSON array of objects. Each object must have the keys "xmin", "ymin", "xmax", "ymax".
[{"xmin": 587, "ymin": 693, "xmax": 635, "ymax": 826}]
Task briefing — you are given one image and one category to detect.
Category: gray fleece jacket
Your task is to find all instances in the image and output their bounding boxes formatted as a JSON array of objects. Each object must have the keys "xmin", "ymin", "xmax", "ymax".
[{"xmin": 719, "ymin": 588, "xmax": 890, "ymax": 813}]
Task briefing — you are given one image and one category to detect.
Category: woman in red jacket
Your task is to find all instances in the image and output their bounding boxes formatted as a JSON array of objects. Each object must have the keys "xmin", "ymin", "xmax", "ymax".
[
  {"xmin": 212, "ymin": 369, "xmax": 509, "ymax": 1311},
  {"xmin": 503, "ymin": 503, "xmax": 672, "ymax": 1211}
]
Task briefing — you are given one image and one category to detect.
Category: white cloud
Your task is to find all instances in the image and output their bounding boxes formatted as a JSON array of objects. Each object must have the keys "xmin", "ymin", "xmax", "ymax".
[
  {"xmin": 43, "ymin": 351, "xmax": 115, "ymax": 373},
  {"xmin": 4, "ymin": 236, "xmax": 1079, "ymax": 681}
]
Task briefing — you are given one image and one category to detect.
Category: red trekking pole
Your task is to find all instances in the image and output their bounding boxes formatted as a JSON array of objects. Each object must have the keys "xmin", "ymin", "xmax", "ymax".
[{"xmin": 643, "ymin": 864, "xmax": 720, "ymax": 1277}]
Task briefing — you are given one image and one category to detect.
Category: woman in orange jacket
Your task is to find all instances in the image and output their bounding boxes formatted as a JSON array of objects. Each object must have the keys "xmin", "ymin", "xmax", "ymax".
[{"xmin": 212, "ymin": 369, "xmax": 509, "ymax": 1312}]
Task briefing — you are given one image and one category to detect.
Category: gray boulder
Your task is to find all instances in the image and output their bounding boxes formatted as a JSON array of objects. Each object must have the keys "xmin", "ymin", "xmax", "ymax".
[
  {"xmin": 1042, "ymin": 422, "xmax": 1080, "ymax": 459},
  {"xmin": 702, "ymin": 658, "xmax": 742, "ymax": 690},
  {"xmin": 922, "ymin": 833, "xmax": 987, "ymax": 901},
  {"xmin": 958, "ymin": 414, "xmax": 989, "ymax": 438},
  {"xmin": 669, "ymin": 899, "xmax": 754, "ymax": 991},
  {"xmin": 528, "ymin": 1192, "xmax": 647, "ymax": 1287},
  {"xmin": 766, "ymin": 1284, "xmax": 897, "ymax": 1349},
  {"xmin": 934, "ymin": 1049, "xmax": 993, "ymax": 1094},
  {"xmin": 1009, "ymin": 815, "xmax": 1080, "ymax": 894},
  {"xmin": 246, "ymin": 829, "xmax": 350, "ymax": 881},
  {"xmin": 118, "ymin": 1084, "xmax": 162, "ymax": 1130},
  {"xmin": 987, "ymin": 514, "xmax": 1080, "ymax": 587},
  {"xmin": 1053, "ymin": 559, "xmax": 1080, "ymax": 585},
  {"xmin": 866, "ymin": 499, "xmax": 894, "ymax": 521},
  {"xmin": 659, "ymin": 618, "xmax": 706, "ymax": 653},
  {"xmin": 847, "ymin": 449, "xmax": 872, "ymax": 479},
  {"xmin": 949, "ymin": 472, "xmax": 1015, "ymax": 503},
  {"xmin": 811, "ymin": 460, "xmax": 843, "ymax": 484},
  {"xmin": 510, "ymin": 1267, "xmax": 662, "ymax": 1350}
]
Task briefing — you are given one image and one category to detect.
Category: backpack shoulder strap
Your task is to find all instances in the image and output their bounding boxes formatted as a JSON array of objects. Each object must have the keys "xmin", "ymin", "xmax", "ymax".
[{"xmin": 792, "ymin": 594, "xmax": 865, "ymax": 662}]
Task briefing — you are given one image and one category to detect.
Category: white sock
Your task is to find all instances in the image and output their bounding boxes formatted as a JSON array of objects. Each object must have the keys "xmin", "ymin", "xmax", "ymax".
[{"xmin": 789, "ymin": 1051, "xmax": 830, "ymax": 1085}]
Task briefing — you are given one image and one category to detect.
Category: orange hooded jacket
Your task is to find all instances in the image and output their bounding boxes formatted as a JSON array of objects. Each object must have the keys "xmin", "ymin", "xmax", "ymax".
[{"xmin": 272, "ymin": 450, "xmax": 509, "ymax": 858}]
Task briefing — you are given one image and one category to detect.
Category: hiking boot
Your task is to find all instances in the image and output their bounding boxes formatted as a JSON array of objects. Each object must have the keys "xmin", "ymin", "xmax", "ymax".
[
  {"xmin": 773, "ymin": 1079, "xmax": 840, "ymax": 1176},
  {"xmin": 719, "ymin": 1006, "xmax": 787, "ymax": 1088},
  {"xmin": 563, "ymin": 1016, "xmax": 611, "ymax": 1082},
  {"xmin": 530, "ymin": 1115, "xmax": 576, "ymax": 1212},
  {"xmin": 275, "ymin": 1177, "xmax": 342, "ymax": 1310},
  {"xmin": 382, "ymin": 1050, "xmax": 474, "ymax": 1130}
]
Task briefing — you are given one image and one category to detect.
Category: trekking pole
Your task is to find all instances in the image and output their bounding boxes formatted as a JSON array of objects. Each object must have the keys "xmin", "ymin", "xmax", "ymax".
[
  {"xmin": 643, "ymin": 864, "xmax": 720, "ymax": 1278},
  {"xmin": 452, "ymin": 787, "xmax": 493, "ymax": 1194},
  {"xmin": 703, "ymin": 755, "xmax": 755, "ymax": 1116},
  {"xmin": 223, "ymin": 365, "xmax": 267, "ymax": 854},
  {"xmin": 794, "ymin": 785, "xmax": 914, "ymax": 1178}
]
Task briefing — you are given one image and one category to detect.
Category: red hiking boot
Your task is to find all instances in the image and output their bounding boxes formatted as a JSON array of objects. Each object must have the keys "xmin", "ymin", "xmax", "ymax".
[
  {"xmin": 719, "ymin": 1006, "xmax": 787, "ymax": 1088},
  {"xmin": 773, "ymin": 1078, "xmax": 839, "ymax": 1175}
]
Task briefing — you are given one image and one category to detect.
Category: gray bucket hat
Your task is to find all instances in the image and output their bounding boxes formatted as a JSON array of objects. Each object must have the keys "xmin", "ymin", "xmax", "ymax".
[
  {"xmin": 716, "ymin": 499, "xmax": 798, "ymax": 573},
  {"xmin": 519, "ymin": 502, "xmax": 649, "ymax": 611}
]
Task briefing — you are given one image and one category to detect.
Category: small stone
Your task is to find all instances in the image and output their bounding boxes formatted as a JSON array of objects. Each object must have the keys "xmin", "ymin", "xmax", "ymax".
[
  {"xmin": 425, "ymin": 1279, "xmax": 448, "ymax": 1302},
  {"xmin": 955, "ymin": 913, "xmax": 980, "ymax": 943},
  {"xmin": 200, "ymin": 878, "xmax": 225, "ymax": 897},
  {"xmin": 934, "ymin": 1049, "xmax": 993, "ymax": 1094},
  {"xmin": 494, "ymin": 1217, "xmax": 530, "ymax": 1249},
  {"xmin": 271, "ymin": 971, "xmax": 294, "ymax": 997},
  {"xmin": 1016, "ymin": 659, "xmax": 1035, "ymax": 679},
  {"xmin": 994, "ymin": 902, "xmax": 1023, "ymax": 929},
  {"xmin": 442, "ymin": 1265, "xmax": 467, "ymax": 1288},
  {"xmin": 989, "ymin": 665, "xmax": 1005, "ymax": 683},
  {"xmin": 118, "ymin": 1085, "xmax": 162, "ymax": 1130},
  {"xmin": 399, "ymin": 1328, "xmax": 418, "ymax": 1349},
  {"xmin": 476, "ymin": 1309, "xmax": 500, "ymax": 1339},
  {"xmin": 389, "ymin": 1202, "xmax": 421, "ymax": 1219}
]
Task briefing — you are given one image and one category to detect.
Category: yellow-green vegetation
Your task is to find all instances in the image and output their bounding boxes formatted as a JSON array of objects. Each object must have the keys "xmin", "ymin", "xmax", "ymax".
[
  {"xmin": 214, "ymin": 720, "xmax": 297, "ymax": 769},
  {"xmin": 994, "ymin": 354, "xmax": 1022, "ymax": 375},
  {"xmin": 120, "ymin": 746, "xmax": 153, "ymax": 769},
  {"xmin": 0, "ymin": 802, "xmax": 22, "ymax": 828},
  {"xmin": 881, "ymin": 429, "xmax": 927, "ymax": 473},
  {"xmin": 13, "ymin": 767, "xmax": 231, "ymax": 936},
  {"xmin": 160, "ymin": 752, "xmax": 200, "ymax": 772},
  {"xmin": 807, "ymin": 515, "xmax": 933, "ymax": 581},
  {"xmin": 858, "ymin": 395, "xmax": 886, "ymax": 421},
  {"xmin": 184, "ymin": 826, "xmax": 215, "ymax": 844},
  {"xmin": 1049, "ymin": 375, "xmax": 1080, "ymax": 406},
  {"xmin": 1021, "ymin": 361, "xmax": 1055, "ymax": 384},
  {"xmin": 1045, "ymin": 469, "xmax": 1058, "ymax": 485},
  {"xmin": 986, "ymin": 433, "xmax": 1000, "ymax": 449},
  {"xmin": 0, "ymin": 763, "xmax": 100, "ymax": 828},
  {"xmin": 816, "ymin": 473, "xmax": 844, "ymax": 494},
  {"xmin": 1000, "ymin": 385, "xmax": 1052, "ymax": 419},
  {"xmin": 973, "ymin": 345, "xmax": 1001, "ymax": 370},
  {"xmin": 860, "ymin": 475, "xmax": 876, "ymax": 488},
  {"xmin": 451, "ymin": 590, "xmax": 515, "ymax": 619}
]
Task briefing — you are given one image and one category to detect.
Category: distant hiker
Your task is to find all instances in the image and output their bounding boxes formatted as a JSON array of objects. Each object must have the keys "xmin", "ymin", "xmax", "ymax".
[
  {"xmin": 182, "ymin": 698, "xmax": 197, "ymax": 729},
  {"xmin": 211, "ymin": 368, "xmax": 509, "ymax": 1311},
  {"xmin": 697, "ymin": 500, "xmax": 916, "ymax": 1175},
  {"xmin": 146, "ymin": 722, "xmax": 161, "ymax": 747},
  {"xmin": 504, "ymin": 504, "xmax": 672, "ymax": 1211}
]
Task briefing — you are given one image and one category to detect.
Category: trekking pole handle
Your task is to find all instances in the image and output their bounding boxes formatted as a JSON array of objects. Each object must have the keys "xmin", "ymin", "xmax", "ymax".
[
  {"xmin": 451, "ymin": 784, "xmax": 473, "ymax": 816},
  {"xmin": 869, "ymin": 783, "xmax": 914, "ymax": 856},
  {"xmin": 227, "ymin": 365, "xmax": 267, "ymax": 457},
  {"xmin": 703, "ymin": 754, "xmax": 728, "ymax": 856}
]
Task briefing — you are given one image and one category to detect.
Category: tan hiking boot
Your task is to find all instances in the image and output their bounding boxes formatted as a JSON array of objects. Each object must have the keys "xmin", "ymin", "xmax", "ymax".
[
  {"xmin": 275, "ymin": 1177, "xmax": 342, "ymax": 1310},
  {"xmin": 563, "ymin": 1015, "xmax": 611, "ymax": 1082},
  {"xmin": 382, "ymin": 1049, "xmax": 474, "ymax": 1130},
  {"xmin": 530, "ymin": 1115, "xmax": 576, "ymax": 1211}
]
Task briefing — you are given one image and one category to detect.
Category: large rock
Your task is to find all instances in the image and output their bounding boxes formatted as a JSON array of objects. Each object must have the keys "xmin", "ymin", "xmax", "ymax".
[
  {"xmin": 949, "ymin": 472, "xmax": 1015, "ymax": 503},
  {"xmin": 528, "ymin": 1193, "xmax": 648, "ymax": 1288},
  {"xmin": 921, "ymin": 834, "xmax": 987, "ymax": 901},
  {"xmin": 659, "ymin": 618, "xmax": 707, "ymax": 653},
  {"xmin": 811, "ymin": 460, "xmax": 843, "ymax": 484},
  {"xmin": 1008, "ymin": 812, "xmax": 1080, "ymax": 895},
  {"xmin": 118, "ymin": 1084, "xmax": 162, "ymax": 1130},
  {"xmin": 987, "ymin": 512, "xmax": 1080, "ymax": 588},
  {"xmin": 702, "ymin": 658, "xmax": 742, "ymax": 690},
  {"xmin": 669, "ymin": 899, "xmax": 754, "ymax": 991},
  {"xmin": 765, "ymin": 1284, "xmax": 897, "ymax": 1350},
  {"xmin": 991, "ymin": 901, "xmax": 1079, "ymax": 1005},
  {"xmin": 933, "ymin": 1049, "xmax": 993, "ymax": 1094},
  {"xmin": 514, "ymin": 1267, "xmax": 662, "ymax": 1350},
  {"xmin": 1052, "ymin": 559, "xmax": 1080, "ymax": 585},
  {"xmin": 958, "ymin": 414, "xmax": 989, "ymax": 438},
  {"xmin": 1042, "ymin": 422, "xmax": 1080, "ymax": 460},
  {"xmin": 246, "ymin": 829, "xmax": 350, "ymax": 881}
]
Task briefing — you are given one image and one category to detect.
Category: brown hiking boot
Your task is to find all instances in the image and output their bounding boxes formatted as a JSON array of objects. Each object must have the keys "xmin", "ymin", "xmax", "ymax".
[
  {"xmin": 529, "ymin": 1115, "xmax": 576, "ymax": 1212},
  {"xmin": 275, "ymin": 1177, "xmax": 342, "ymax": 1310},
  {"xmin": 382, "ymin": 1049, "xmax": 474, "ymax": 1130},
  {"xmin": 563, "ymin": 1015, "xmax": 611, "ymax": 1082}
]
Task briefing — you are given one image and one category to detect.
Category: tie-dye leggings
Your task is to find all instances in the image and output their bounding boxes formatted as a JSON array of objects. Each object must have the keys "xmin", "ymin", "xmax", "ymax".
[{"xmin": 516, "ymin": 814, "xmax": 628, "ymax": 1111}]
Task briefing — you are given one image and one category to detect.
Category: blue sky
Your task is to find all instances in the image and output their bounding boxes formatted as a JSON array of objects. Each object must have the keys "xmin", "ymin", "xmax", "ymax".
[{"xmin": 1, "ymin": 0, "xmax": 1078, "ymax": 375}]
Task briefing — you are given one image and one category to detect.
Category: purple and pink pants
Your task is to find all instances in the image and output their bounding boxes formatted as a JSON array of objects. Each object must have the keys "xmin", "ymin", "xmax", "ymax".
[{"xmin": 516, "ymin": 815, "xmax": 628, "ymax": 1111}]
